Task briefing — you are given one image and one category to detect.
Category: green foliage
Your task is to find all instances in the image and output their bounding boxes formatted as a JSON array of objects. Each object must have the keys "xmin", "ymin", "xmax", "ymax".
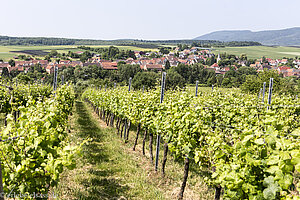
[
  {"xmin": 165, "ymin": 60, "xmax": 171, "ymax": 70},
  {"xmin": 78, "ymin": 46, "xmax": 137, "ymax": 60},
  {"xmin": 132, "ymin": 72, "xmax": 158, "ymax": 90},
  {"xmin": 241, "ymin": 70, "xmax": 299, "ymax": 94},
  {"xmin": 159, "ymin": 47, "xmax": 171, "ymax": 55},
  {"xmin": 1, "ymin": 67, "xmax": 9, "ymax": 77},
  {"xmin": 8, "ymin": 59, "xmax": 15, "ymax": 67},
  {"xmin": 16, "ymin": 73, "xmax": 32, "ymax": 84},
  {"xmin": 0, "ymin": 84, "xmax": 80, "ymax": 197},
  {"xmin": 83, "ymin": 87, "xmax": 300, "ymax": 200},
  {"xmin": 49, "ymin": 50, "xmax": 58, "ymax": 57},
  {"xmin": 118, "ymin": 64, "xmax": 141, "ymax": 82},
  {"xmin": 0, "ymin": 83, "xmax": 52, "ymax": 113},
  {"xmin": 206, "ymin": 56, "xmax": 216, "ymax": 66},
  {"xmin": 165, "ymin": 70, "xmax": 186, "ymax": 90}
]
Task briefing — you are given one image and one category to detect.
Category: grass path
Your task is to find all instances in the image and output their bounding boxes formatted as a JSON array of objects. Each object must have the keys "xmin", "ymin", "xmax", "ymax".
[{"xmin": 56, "ymin": 100, "xmax": 214, "ymax": 200}]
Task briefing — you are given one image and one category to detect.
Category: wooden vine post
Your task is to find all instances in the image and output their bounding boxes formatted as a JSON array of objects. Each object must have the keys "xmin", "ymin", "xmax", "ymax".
[
  {"xmin": 161, "ymin": 142, "xmax": 168, "ymax": 176},
  {"xmin": 142, "ymin": 129, "xmax": 147, "ymax": 155},
  {"xmin": 214, "ymin": 186, "xmax": 222, "ymax": 200},
  {"xmin": 178, "ymin": 80, "xmax": 200, "ymax": 199},
  {"xmin": 133, "ymin": 123, "xmax": 141, "ymax": 151},
  {"xmin": 124, "ymin": 77, "xmax": 132, "ymax": 143},
  {"xmin": 178, "ymin": 156, "xmax": 190, "ymax": 200},
  {"xmin": 155, "ymin": 72, "xmax": 166, "ymax": 171}
]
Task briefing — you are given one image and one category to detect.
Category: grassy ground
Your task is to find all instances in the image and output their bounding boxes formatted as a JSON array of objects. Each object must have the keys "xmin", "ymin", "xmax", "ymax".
[
  {"xmin": 55, "ymin": 100, "xmax": 214, "ymax": 200},
  {"xmin": 212, "ymin": 46, "xmax": 300, "ymax": 59}
]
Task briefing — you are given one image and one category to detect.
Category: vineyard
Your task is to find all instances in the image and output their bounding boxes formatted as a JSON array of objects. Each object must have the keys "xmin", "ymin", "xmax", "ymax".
[
  {"xmin": 82, "ymin": 79, "xmax": 300, "ymax": 200},
  {"xmin": 0, "ymin": 82, "xmax": 80, "ymax": 199},
  {"xmin": 0, "ymin": 76, "xmax": 298, "ymax": 199}
]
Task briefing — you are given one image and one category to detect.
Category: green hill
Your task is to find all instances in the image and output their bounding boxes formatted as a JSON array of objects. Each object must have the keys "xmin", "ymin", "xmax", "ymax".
[{"xmin": 194, "ymin": 27, "xmax": 300, "ymax": 46}]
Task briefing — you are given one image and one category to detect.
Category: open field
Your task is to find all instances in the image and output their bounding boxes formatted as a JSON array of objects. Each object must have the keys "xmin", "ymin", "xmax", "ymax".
[
  {"xmin": 0, "ymin": 45, "xmax": 160, "ymax": 61},
  {"xmin": 86, "ymin": 45, "xmax": 159, "ymax": 52},
  {"xmin": 212, "ymin": 45, "xmax": 300, "ymax": 59},
  {"xmin": 0, "ymin": 45, "xmax": 78, "ymax": 61},
  {"xmin": 2, "ymin": 45, "xmax": 300, "ymax": 61}
]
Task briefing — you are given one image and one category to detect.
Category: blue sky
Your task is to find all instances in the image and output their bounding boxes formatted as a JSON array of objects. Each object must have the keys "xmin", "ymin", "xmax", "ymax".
[{"xmin": 0, "ymin": 0, "xmax": 299, "ymax": 40}]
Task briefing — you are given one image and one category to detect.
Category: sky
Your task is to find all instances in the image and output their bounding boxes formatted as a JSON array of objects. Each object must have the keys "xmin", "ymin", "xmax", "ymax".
[{"xmin": 0, "ymin": 0, "xmax": 299, "ymax": 40}]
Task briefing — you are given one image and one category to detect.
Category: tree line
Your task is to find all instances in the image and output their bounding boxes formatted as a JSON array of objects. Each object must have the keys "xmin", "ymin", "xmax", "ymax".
[
  {"xmin": 0, "ymin": 36, "xmax": 261, "ymax": 47},
  {"xmin": 1, "ymin": 62, "xmax": 299, "ymax": 95}
]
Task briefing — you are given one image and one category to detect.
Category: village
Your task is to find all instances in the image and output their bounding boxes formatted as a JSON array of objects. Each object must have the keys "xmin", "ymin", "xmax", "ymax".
[{"xmin": 0, "ymin": 46, "xmax": 300, "ymax": 78}]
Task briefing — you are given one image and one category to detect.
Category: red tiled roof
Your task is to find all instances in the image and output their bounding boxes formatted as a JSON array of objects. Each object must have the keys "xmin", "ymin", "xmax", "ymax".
[
  {"xmin": 0, "ymin": 63, "xmax": 10, "ymax": 68},
  {"xmin": 145, "ymin": 64, "xmax": 164, "ymax": 70},
  {"xmin": 211, "ymin": 63, "xmax": 219, "ymax": 68},
  {"xmin": 101, "ymin": 62, "xmax": 118, "ymax": 70},
  {"xmin": 278, "ymin": 66, "xmax": 291, "ymax": 71},
  {"xmin": 223, "ymin": 67, "xmax": 230, "ymax": 71}
]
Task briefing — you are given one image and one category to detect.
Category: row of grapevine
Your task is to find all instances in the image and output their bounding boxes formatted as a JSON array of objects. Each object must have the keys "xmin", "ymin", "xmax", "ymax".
[
  {"xmin": 0, "ymin": 84, "xmax": 80, "ymax": 198},
  {"xmin": 0, "ymin": 83, "xmax": 53, "ymax": 129},
  {"xmin": 83, "ymin": 86, "xmax": 300, "ymax": 200}
]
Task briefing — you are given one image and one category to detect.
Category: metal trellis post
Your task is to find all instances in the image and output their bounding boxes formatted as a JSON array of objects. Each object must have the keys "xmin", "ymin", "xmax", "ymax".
[
  {"xmin": 155, "ymin": 72, "xmax": 166, "ymax": 171},
  {"xmin": 195, "ymin": 80, "xmax": 199, "ymax": 97}
]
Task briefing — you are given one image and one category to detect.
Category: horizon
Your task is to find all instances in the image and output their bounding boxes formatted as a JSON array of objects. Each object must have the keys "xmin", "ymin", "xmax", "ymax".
[
  {"xmin": 1, "ymin": 26, "xmax": 300, "ymax": 41},
  {"xmin": 1, "ymin": 0, "xmax": 300, "ymax": 40}
]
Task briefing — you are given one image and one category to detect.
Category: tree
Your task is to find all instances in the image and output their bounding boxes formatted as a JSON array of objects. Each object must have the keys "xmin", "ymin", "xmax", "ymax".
[
  {"xmin": 206, "ymin": 56, "xmax": 216, "ymax": 66},
  {"xmin": 240, "ymin": 75, "xmax": 261, "ymax": 93},
  {"xmin": 174, "ymin": 63, "xmax": 189, "ymax": 81},
  {"xmin": 79, "ymin": 56, "xmax": 87, "ymax": 63},
  {"xmin": 117, "ymin": 61, "xmax": 126, "ymax": 66},
  {"xmin": 108, "ymin": 46, "xmax": 119, "ymax": 58},
  {"xmin": 165, "ymin": 69, "xmax": 186, "ymax": 90},
  {"xmin": 149, "ymin": 53, "xmax": 157, "ymax": 58},
  {"xmin": 1, "ymin": 67, "xmax": 9, "ymax": 77},
  {"xmin": 240, "ymin": 54, "xmax": 247, "ymax": 61},
  {"xmin": 188, "ymin": 64, "xmax": 204, "ymax": 84},
  {"xmin": 165, "ymin": 60, "xmax": 171, "ymax": 70},
  {"xmin": 80, "ymin": 51, "xmax": 92, "ymax": 63},
  {"xmin": 159, "ymin": 47, "xmax": 170, "ymax": 55},
  {"xmin": 132, "ymin": 72, "xmax": 158, "ymax": 90},
  {"xmin": 49, "ymin": 50, "xmax": 58, "ymax": 57},
  {"xmin": 9, "ymin": 69, "xmax": 20, "ymax": 78},
  {"xmin": 62, "ymin": 66, "xmax": 75, "ymax": 83},
  {"xmin": 241, "ymin": 70, "xmax": 283, "ymax": 94},
  {"xmin": 127, "ymin": 50, "xmax": 136, "ymax": 59},
  {"xmin": 118, "ymin": 64, "xmax": 141, "ymax": 82},
  {"xmin": 8, "ymin": 59, "xmax": 15, "ymax": 67}
]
